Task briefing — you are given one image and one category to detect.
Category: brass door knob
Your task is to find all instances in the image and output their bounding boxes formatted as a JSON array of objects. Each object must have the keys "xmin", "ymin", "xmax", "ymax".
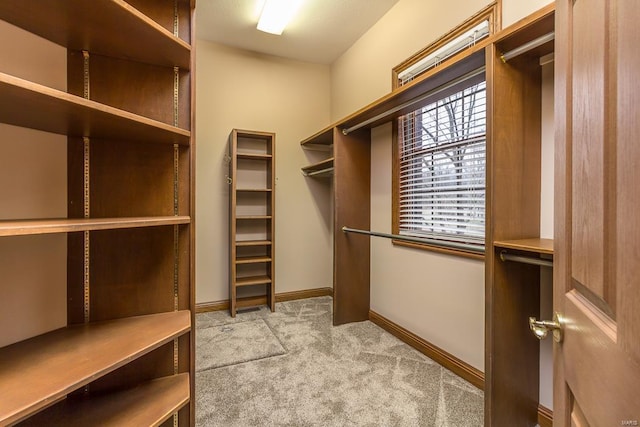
[{"xmin": 529, "ymin": 312, "xmax": 563, "ymax": 342}]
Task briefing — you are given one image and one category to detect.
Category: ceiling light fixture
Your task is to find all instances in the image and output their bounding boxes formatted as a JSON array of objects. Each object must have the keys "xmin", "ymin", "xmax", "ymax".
[{"xmin": 257, "ymin": 0, "xmax": 304, "ymax": 35}]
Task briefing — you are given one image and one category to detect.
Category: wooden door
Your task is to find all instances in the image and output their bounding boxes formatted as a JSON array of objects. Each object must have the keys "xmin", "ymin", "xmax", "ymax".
[{"xmin": 555, "ymin": 0, "xmax": 640, "ymax": 425}]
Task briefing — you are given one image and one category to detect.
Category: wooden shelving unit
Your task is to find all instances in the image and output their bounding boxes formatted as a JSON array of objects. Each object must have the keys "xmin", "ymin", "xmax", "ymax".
[
  {"xmin": 0, "ymin": 216, "xmax": 191, "ymax": 237},
  {"xmin": 229, "ymin": 129, "xmax": 275, "ymax": 317},
  {"xmin": 300, "ymin": 127, "xmax": 370, "ymax": 326},
  {"xmin": 0, "ymin": 311, "xmax": 190, "ymax": 425},
  {"xmin": 19, "ymin": 374, "xmax": 190, "ymax": 427},
  {"xmin": 485, "ymin": 6, "xmax": 555, "ymax": 426},
  {"xmin": 493, "ymin": 238, "xmax": 554, "ymax": 255},
  {"xmin": 297, "ymin": 4, "xmax": 556, "ymax": 423},
  {"xmin": 0, "ymin": 1, "xmax": 195, "ymax": 425}
]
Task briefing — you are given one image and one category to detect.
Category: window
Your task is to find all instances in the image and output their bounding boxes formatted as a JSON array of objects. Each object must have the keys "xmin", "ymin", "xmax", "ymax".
[
  {"xmin": 392, "ymin": 3, "xmax": 498, "ymax": 256},
  {"xmin": 396, "ymin": 80, "xmax": 486, "ymax": 252},
  {"xmin": 392, "ymin": 2, "xmax": 500, "ymax": 89}
]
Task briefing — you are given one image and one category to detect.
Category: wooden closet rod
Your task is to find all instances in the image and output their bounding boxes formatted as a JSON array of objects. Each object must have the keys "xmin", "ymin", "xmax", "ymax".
[{"xmin": 341, "ymin": 226, "xmax": 485, "ymax": 254}]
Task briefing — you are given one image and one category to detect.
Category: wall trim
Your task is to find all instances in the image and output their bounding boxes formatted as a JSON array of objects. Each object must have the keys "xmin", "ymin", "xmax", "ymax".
[
  {"xmin": 195, "ymin": 287, "xmax": 333, "ymax": 313},
  {"xmin": 369, "ymin": 310, "xmax": 553, "ymax": 424},
  {"xmin": 537, "ymin": 404, "xmax": 553, "ymax": 427},
  {"xmin": 369, "ymin": 310, "xmax": 484, "ymax": 389}
]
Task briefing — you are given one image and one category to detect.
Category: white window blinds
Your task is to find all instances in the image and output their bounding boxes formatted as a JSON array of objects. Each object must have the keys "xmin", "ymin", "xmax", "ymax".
[{"xmin": 398, "ymin": 80, "xmax": 486, "ymax": 249}]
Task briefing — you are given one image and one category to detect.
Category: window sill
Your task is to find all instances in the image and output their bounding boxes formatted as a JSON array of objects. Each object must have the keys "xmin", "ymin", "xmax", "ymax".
[{"xmin": 392, "ymin": 238, "xmax": 485, "ymax": 261}]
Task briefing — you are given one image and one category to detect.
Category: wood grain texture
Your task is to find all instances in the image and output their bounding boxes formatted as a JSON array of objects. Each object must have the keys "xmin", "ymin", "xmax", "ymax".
[
  {"xmin": 89, "ymin": 227, "xmax": 175, "ymax": 321},
  {"xmin": 333, "ymin": 127, "xmax": 371, "ymax": 325},
  {"xmin": 90, "ymin": 141, "xmax": 175, "ymax": 217},
  {"xmin": 493, "ymin": 238, "xmax": 554, "ymax": 254},
  {"xmin": 126, "ymin": 0, "xmax": 192, "ymax": 44},
  {"xmin": 570, "ymin": 0, "xmax": 606, "ymax": 302},
  {"xmin": 616, "ymin": 0, "xmax": 640, "ymax": 364},
  {"xmin": 0, "ymin": 72, "xmax": 190, "ymax": 145},
  {"xmin": 0, "ymin": 216, "xmax": 190, "ymax": 236},
  {"xmin": 19, "ymin": 373, "xmax": 189, "ymax": 427},
  {"xmin": 563, "ymin": 291, "xmax": 640, "ymax": 426},
  {"xmin": 84, "ymin": 53, "xmax": 178, "ymax": 127},
  {"xmin": 553, "ymin": 0, "xmax": 572, "ymax": 422},
  {"xmin": 485, "ymin": 34, "xmax": 543, "ymax": 426},
  {"xmin": 0, "ymin": 311, "xmax": 190, "ymax": 425},
  {"xmin": 0, "ymin": 0, "xmax": 190, "ymax": 68}
]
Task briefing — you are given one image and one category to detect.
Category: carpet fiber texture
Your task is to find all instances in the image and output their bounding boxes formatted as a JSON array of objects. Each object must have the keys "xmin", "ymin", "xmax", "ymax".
[{"xmin": 196, "ymin": 297, "xmax": 483, "ymax": 426}]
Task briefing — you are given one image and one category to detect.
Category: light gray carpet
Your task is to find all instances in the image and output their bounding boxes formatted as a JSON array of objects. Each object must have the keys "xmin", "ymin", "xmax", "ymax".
[
  {"xmin": 196, "ymin": 319, "xmax": 286, "ymax": 371},
  {"xmin": 196, "ymin": 297, "xmax": 483, "ymax": 426}
]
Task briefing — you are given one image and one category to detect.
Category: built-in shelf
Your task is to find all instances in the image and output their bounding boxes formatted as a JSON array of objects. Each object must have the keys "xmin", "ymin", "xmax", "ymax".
[
  {"xmin": 237, "ymin": 153, "xmax": 272, "ymax": 160},
  {"xmin": 493, "ymin": 238, "xmax": 554, "ymax": 255},
  {"xmin": 235, "ymin": 256, "xmax": 272, "ymax": 265},
  {"xmin": 236, "ymin": 188, "xmax": 272, "ymax": 192},
  {"xmin": 0, "ymin": 0, "xmax": 191, "ymax": 69},
  {"xmin": 0, "ymin": 216, "xmax": 191, "ymax": 237},
  {"xmin": 0, "ymin": 72, "xmax": 190, "ymax": 145},
  {"xmin": 235, "ymin": 240, "xmax": 272, "ymax": 247},
  {"xmin": 236, "ymin": 215, "xmax": 272, "ymax": 220},
  {"xmin": 300, "ymin": 127, "xmax": 334, "ymax": 150},
  {"xmin": 236, "ymin": 276, "xmax": 272, "ymax": 287},
  {"xmin": 19, "ymin": 373, "xmax": 190, "ymax": 427},
  {"xmin": 302, "ymin": 157, "xmax": 334, "ymax": 178},
  {"xmin": 0, "ymin": 311, "xmax": 191, "ymax": 426}
]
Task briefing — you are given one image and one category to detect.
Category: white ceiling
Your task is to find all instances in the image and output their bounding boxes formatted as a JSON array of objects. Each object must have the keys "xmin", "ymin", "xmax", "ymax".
[{"xmin": 196, "ymin": 0, "xmax": 400, "ymax": 64}]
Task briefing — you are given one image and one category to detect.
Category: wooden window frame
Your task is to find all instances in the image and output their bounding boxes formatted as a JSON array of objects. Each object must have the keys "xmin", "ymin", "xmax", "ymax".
[
  {"xmin": 391, "ymin": 2, "xmax": 501, "ymax": 259},
  {"xmin": 392, "ymin": 2, "xmax": 501, "ymax": 89}
]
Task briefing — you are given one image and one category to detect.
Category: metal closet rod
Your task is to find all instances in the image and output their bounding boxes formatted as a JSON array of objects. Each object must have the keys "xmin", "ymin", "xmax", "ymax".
[
  {"xmin": 341, "ymin": 226, "xmax": 485, "ymax": 254},
  {"xmin": 501, "ymin": 31, "xmax": 555, "ymax": 62},
  {"xmin": 499, "ymin": 250, "xmax": 553, "ymax": 268},
  {"xmin": 302, "ymin": 167, "xmax": 334, "ymax": 177},
  {"xmin": 341, "ymin": 66, "xmax": 486, "ymax": 136}
]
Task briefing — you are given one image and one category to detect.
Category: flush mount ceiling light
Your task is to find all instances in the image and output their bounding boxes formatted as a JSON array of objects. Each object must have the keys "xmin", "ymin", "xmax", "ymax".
[{"xmin": 257, "ymin": 0, "xmax": 304, "ymax": 35}]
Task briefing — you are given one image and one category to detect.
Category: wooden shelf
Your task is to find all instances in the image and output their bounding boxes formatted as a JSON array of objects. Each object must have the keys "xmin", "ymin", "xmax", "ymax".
[
  {"xmin": 236, "ymin": 276, "xmax": 272, "ymax": 287},
  {"xmin": 237, "ymin": 153, "xmax": 272, "ymax": 160},
  {"xmin": 300, "ymin": 127, "xmax": 334, "ymax": 150},
  {"xmin": 0, "ymin": 311, "xmax": 191, "ymax": 426},
  {"xmin": 302, "ymin": 157, "xmax": 334, "ymax": 178},
  {"xmin": 236, "ymin": 215, "xmax": 272, "ymax": 220},
  {"xmin": 0, "ymin": 72, "xmax": 190, "ymax": 145},
  {"xmin": 493, "ymin": 238, "xmax": 554, "ymax": 255},
  {"xmin": 235, "ymin": 240, "xmax": 272, "ymax": 247},
  {"xmin": 19, "ymin": 373, "xmax": 190, "ymax": 427},
  {"xmin": 0, "ymin": 216, "xmax": 191, "ymax": 237},
  {"xmin": 0, "ymin": 0, "xmax": 191, "ymax": 69},
  {"xmin": 235, "ymin": 256, "xmax": 272, "ymax": 265},
  {"xmin": 236, "ymin": 188, "xmax": 272, "ymax": 192}
]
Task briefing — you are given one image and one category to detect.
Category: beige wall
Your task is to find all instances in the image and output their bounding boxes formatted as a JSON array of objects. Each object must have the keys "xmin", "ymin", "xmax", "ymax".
[
  {"xmin": 0, "ymin": 21, "xmax": 67, "ymax": 347},
  {"xmin": 331, "ymin": 0, "xmax": 555, "ymax": 372},
  {"xmin": 195, "ymin": 40, "xmax": 332, "ymax": 304},
  {"xmin": 330, "ymin": 0, "xmax": 553, "ymax": 122}
]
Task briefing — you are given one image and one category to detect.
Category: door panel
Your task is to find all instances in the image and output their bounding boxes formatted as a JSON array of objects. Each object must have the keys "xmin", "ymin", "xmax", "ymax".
[
  {"xmin": 556, "ymin": 0, "xmax": 640, "ymax": 426},
  {"xmin": 570, "ymin": 0, "xmax": 606, "ymax": 304}
]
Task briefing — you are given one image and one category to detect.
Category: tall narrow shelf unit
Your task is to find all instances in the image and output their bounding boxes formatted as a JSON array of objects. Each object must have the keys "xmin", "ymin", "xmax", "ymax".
[
  {"xmin": 229, "ymin": 129, "xmax": 275, "ymax": 317},
  {"xmin": 0, "ymin": 1, "xmax": 195, "ymax": 426},
  {"xmin": 299, "ymin": 4, "xmax": 555, "ymax": 425}
]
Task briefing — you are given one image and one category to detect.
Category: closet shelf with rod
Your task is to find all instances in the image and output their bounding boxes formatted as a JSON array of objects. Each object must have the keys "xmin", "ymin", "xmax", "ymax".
[{"xmin": 301, "ymin": 157, "xmax": 334, "ymax": 178}]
